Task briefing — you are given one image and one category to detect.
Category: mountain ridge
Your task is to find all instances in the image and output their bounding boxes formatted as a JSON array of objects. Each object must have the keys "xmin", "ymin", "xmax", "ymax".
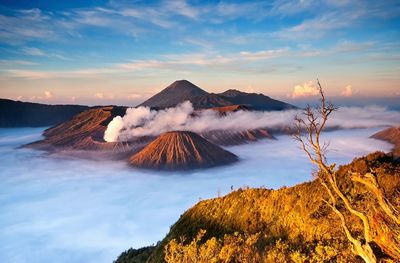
[
  {"xmin": 0, "ymin": 98, "xmax": 89, "ymax": 127},
  {"xmin": 138, "ymin": 80, "xmax": 296, "ymax": 110},
  {"xmin": 116, "ymin": 152, "xmax": 400, "ymax": 262}
]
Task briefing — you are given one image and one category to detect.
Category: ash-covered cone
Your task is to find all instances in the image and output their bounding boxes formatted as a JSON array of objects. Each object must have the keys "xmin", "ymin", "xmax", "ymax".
[{"xmin": 129, "ymin": 131, "xmax": 238, "ymax": 170}]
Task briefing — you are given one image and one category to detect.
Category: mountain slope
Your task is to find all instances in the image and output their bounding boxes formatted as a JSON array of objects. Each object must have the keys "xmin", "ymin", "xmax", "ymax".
[
  {"xmin": 190, "ymin": 93, "xmax": 233, "ymax": 109},
  {"xmin": 371, "ymin": 126, "xmax": 400, "ymax": 158},
  {"xmin": 116, "ymin": 152, "xmax": 400, "ymax": 262},
  {"xmin": 139, "ymin": 80, "xmax": 208, "ymax": 109},
  {"xmin": 129, "ymin": 131, "xmax": 238, "ymax": 170},
  {"xmin": 219, "ymin": 89, "xmax": 296, "ymax": 110},
  {"xmin": 0, "ymin": 98, "xmax": 88, "ymax": 127},
  {"xmin": 26, "ymin": 106, "xmax": 130, "ymax": 150}
]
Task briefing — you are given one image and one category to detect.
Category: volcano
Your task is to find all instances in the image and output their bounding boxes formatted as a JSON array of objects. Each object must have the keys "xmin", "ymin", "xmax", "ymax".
[
  {"xmin": 138, "ymin": 80, "xmax": 296, "ymax": 110},
  {"xmin": 129, "ymin": 131, "xmax": 238, "ymax": 170},
  {"xmin": 139, "ymin": 80, "xmax": 208, "ymax": 109},
  {"xmin": 26, "ymin": 106, "xmax": 152, "ymax": 154}
]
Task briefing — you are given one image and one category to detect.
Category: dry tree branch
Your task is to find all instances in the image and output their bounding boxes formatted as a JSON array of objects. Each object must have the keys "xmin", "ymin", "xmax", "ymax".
[
  {"xmin": 352, "ymin": 172, "xmax": 400, "ymax": 225},
  {"xmin": 291, "ymin": 79, "xmax": 378, "ymax": 263}
]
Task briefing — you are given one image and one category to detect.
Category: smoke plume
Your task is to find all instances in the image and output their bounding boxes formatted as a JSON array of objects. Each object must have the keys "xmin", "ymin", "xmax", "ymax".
[{"xmin": 104, "ymin": 101, "xmax": 400, "ymax": 142}]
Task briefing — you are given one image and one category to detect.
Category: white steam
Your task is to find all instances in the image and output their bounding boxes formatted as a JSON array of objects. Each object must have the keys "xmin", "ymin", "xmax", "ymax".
[
  {"xmin": 104, "ymin": 102, "xmax": 400, "ymax": 142},
  {"xmin": 103, "ymin": 116, "xmax": 124, "ymax": 142}
]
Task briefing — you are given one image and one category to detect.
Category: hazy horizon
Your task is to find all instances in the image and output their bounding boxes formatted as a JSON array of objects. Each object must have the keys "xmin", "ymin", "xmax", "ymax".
[{"xmin": 2, "ymin": 81, "xmax": 400, "ymax": 111}]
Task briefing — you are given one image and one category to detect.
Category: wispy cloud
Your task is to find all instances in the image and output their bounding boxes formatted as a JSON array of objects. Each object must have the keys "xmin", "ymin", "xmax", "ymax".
[
  {"xmin": 166, "ymin": 0, "xmax": 200, "ymax": 19},
  {"xmin": 274, "ymin": 12, "xmax": 355, "ymax": 39},
  {"xmin": 273, "ymin": 1, "xmax": 399, "ymax": 40},
  {"xmin": 20, "ymin": 47, "xmax": 71, "ymax": 60},
  {"xmin": 0, "ymin": 8, "xmax": 56, "ymax": 43},
  {"xmin": 0, "ymin": 60, "xmax": 38, "ymax": 66},
  {"xmin": 22, "ymin": 47, "xmax": 45, "ymax": 56},
  {"xmin": 1, "ymin": 40, "xmax": 387, "ymax": 81},
  {"xmin": 6, "ymin": 69, "xmax": 52, "ymax": 79}
]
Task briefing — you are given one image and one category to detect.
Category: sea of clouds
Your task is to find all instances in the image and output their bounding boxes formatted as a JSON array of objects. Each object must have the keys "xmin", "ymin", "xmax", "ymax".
[
  {"xmin": 0, "ymin": 126, "xmax": 394, "ymax": 263},
  {"xmin": 104, "ymin": 102, "xmax": 400, "ymax": 142}
]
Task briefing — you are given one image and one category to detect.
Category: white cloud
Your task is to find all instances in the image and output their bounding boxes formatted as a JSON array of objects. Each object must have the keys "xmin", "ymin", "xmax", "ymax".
[
  {"xmin": 290, "ymin": 81, "xmax": 319, "ymax": 98},
  {"xmin": 341, "ymin": 85, "xmax": 353, "ymax": 97},
  {"xmin": 94, "ymin": 93, "xmax": 104, "ymax": 99},
  {"xmin": 44, "ymin": 90, "xmax": 53, "ymax": 98}
]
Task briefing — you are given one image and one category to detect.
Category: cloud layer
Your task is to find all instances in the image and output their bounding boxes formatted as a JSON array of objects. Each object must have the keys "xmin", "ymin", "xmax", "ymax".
[
  {"xmin": 104, "ymin": 102, "xmax": 400, "ymax": 142},
  {"xmin": 0, "ymin": 126, "xmax": 394, "ymax": 263}
]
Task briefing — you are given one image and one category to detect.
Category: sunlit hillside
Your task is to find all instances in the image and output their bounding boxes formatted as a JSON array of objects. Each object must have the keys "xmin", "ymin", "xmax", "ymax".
[{"xmin": 116, "ymin": 152, "xmax": 400, "ymax": 262}]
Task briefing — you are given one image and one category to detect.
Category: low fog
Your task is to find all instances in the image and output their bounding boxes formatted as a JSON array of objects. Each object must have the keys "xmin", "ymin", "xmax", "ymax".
[
  {"xmin": 104, "ymin": 102, "xmax": 400, "ymax": 142},
  {"xmin": 0, "ymin": 127, "xmax": 394, "ymax": 263}
]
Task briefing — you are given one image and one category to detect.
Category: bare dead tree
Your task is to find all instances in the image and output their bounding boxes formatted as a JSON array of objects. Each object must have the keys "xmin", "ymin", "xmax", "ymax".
[
  {"xmin": 351, "ymin": 171, "xmax": 400, "ymax": 226},
  {"xmin": 291, "ymin": 79, "xmax": 385, "ymax": 263},
  {"xmin": 351, "ymin": 171, "xmax": 400, "ymax": 259}
]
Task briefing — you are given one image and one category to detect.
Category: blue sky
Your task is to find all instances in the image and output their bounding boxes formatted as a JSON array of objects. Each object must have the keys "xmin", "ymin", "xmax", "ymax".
[{"xmin": 0, "ymin": 0, "xmax": 399, "ymax": 106}]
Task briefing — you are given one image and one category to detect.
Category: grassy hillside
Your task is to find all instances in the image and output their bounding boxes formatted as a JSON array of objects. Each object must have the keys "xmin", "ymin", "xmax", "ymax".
[{"xmin": 116, "ymin": 152, "xmax": 400, "ymax": 262}]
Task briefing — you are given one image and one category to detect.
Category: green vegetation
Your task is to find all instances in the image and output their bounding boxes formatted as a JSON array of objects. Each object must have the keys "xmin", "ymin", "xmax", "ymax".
[{"xmin": 115, "ymin": 152, "xmax": 400, "ymax": 263}]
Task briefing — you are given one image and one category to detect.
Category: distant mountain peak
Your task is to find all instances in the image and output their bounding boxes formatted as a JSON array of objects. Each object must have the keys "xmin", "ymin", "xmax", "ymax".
[
  {"xmin": 171, "ymin": 79, "xmax": 195, "ymax": 85},
  {"xmin": 139, "ymin": 80, "xmax": 207, "ymax": 109},
  {"xmin": 166, "ymin": 80, "xmax": 204, "ymax": 91}
]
